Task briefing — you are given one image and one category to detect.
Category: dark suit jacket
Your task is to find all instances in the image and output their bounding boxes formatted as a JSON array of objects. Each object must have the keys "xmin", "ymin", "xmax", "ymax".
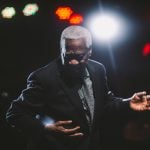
[{"xmin": 6, "ymin": 58, "xmax": 130, "ymax": 150}]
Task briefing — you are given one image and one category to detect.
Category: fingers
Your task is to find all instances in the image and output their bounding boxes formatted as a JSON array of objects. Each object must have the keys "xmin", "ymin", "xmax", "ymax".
[
  {"xmin": 130, "ymin": 92, "xmax": 150, "ymax": 112},
  {"xmin": 62, "ymin": 126, "xmax": 80, "ymax": 134},
  {"xmin": 132, "ymin": 95, "xmax": 150, "ymax": 111},
  {"xmin": 146, "ymin": 95, "xmax": 150, "ymax": 100},
  {"xmin": 56, "ymin": 120, "xmax": 72, "ymax": 126},
  {"xmin": 45, "ymin": 120, "xmax": 73, "ymax": 132},
  {"xmin": 135, "ymin": 91, "xmax": 146, "ymax": 97},
  {"xmin": 63, "ymin": 126, "xmax": 84, "ymax": 137},
  {"xmin": 55, "ymin": 120, "xmax": 83, "ymax": 136},
  {"xmin": 132, "ymin": 91, "xmax": 147, "ymax": 102},
  {"xmin": 142, "ymin": 95, "xmax": 150, "ymax": 105},
  {"xmin": 145, "ymin": 95, "xmax": 150, "ymax": 108},
  {"xmin": 142, "ymin": 95, "xmax": 147, "ymax": 103},
  {"xmin": 59, "ymin": 126, "xmax": 82, "ymax": 135},
  {"xmin": 145, "ymin": 107, "xmax": 150, "ymax": 110},
  {"xmin": 69, "ymin": 132, "xmax": 84, "ymax": 137}
]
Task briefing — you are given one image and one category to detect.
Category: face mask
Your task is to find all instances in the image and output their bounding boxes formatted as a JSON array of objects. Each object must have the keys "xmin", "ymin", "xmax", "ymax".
[{"xmin": 62, "ymin": 63, "xmax": 86, "ymax": 82}]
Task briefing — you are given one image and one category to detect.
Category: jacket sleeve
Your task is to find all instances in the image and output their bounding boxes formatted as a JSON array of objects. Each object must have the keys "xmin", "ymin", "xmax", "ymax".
[
  {"xmin": 6, "ymin": 72, "xmax": 48, "ymax": 138},
  {"xmin": 101, "ymin": 65, "xmax": 132, "ymax": 115}
]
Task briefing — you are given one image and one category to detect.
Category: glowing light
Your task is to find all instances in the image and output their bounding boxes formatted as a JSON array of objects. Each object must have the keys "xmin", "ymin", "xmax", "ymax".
[
  {"xmin": 1, "ymin": 7, "xmax": 16, "ymax": 19},
  {"xmin": 69, "ymin": 14, "xmax": 83, "ymax": 25},
  {"xmin": 88, "ymin": 13, "xmax": 122, "ymax": 41},
  {"xmin": 36, "ymin": 115, "xmax": 55, "ymax": 126},
  {"xmin": 55, "ymin": 6, "xmax": 73, "ymax": 20},
  {"xmin": 23, "ymin": 3, "xmax": 39, "ymax": 16},
  {"xmin": 143, "ymin": 43, "xmax": 150, "ymax": 56}
]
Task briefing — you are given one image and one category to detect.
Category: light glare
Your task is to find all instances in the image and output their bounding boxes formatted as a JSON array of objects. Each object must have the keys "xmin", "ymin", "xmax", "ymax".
[
  {"xmin": 89, "ymin": 14, "xmax": 122, "ymax": 41},
  {"xmin": 36, "ymin": 115, "xmax": 55, "ymax": 126}
]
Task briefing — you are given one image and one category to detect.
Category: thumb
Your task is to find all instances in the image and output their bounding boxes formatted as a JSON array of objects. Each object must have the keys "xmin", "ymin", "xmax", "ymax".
[{"xmin": 143, "ymin": 95, "xmax": 147, "ymax": 102}]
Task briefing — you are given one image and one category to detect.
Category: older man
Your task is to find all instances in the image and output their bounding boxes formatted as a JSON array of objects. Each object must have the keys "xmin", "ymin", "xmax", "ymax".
[{"xmin": 6, "ymin": 26, "xmax": 150, "ymax": 150}]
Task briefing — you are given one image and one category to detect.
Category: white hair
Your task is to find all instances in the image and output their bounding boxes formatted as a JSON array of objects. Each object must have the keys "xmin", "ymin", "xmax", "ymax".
[{"xmin": 60, "ymin": 25, "xmax": 92, "ymax": 64}]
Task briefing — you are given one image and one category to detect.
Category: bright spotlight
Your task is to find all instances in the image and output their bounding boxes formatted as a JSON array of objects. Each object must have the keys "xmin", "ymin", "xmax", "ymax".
[
  {"xmin": 23, "ymin": 3, "xmax": 39, "ymax": 16},
  {"xmin": 1, "ymin": 7, "xmax": 16, "ymax": 19},
  {"xmin": 88, "ymin": 14, "xmax": 122, "ymax": 41}
]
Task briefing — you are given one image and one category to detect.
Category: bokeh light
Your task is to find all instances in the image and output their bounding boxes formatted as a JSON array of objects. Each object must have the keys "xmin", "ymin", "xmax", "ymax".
[
  {"xmin": 143, "ymin": 43, "xmax": 150, "ymax": 56},
  {"xmin": 23, "ymin": 3, "xmax": 39, "ymax": 16},
  {"xmin": 69, "ymin": 14, "xmax": 83, "ymax": 25},
  {"xmin": 1, "ymin": 7, "xmax": 16, "ymax": 19},
  {"xmin": 55, "ymin": 6, "xmax": 73, "ymax": 20}
]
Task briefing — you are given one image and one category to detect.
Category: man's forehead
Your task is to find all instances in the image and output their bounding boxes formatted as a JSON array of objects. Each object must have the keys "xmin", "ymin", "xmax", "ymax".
[{"xmin": 65, "ymin": 38, "xmax": 86, "ymax": 46}]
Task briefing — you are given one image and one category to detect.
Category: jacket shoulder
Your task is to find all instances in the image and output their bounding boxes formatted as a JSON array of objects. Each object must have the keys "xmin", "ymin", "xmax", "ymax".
[
  {"xmin": 88, "ymin": 59, "xmax": 106, "ymax": 71},
  {"xmin": 28, "ymin": 59, "xmax": 58, "ymax": 81}
]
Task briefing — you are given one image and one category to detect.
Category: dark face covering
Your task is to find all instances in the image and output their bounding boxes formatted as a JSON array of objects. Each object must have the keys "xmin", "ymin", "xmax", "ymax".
[
  {"xmin": 63, "ymin": 62, "xmax": 86, "ymax": 81},
  {"xmin": 60, "ymin": 54, "xmax": 87, "ymax": 84}
]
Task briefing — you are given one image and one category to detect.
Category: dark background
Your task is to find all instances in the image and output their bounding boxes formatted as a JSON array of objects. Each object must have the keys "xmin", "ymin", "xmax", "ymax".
[{"xmin": 0, "ymin": 0, "xmax": 150, "ymax": 150}]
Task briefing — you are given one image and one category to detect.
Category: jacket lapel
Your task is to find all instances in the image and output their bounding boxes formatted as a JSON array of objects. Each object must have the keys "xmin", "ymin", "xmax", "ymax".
[
  {"xmin": 86, "ymin": 61, "xmax": 102, "ymax": 128},
  {"xmin": 56, "ymin": 74, "xmax": 88, "ymax": 126}
]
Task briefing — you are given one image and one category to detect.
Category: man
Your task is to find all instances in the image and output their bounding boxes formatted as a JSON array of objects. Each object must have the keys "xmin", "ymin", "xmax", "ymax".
[{"xmin": 6, "ymin": 25, "xmax": 150, "ymax": 150}]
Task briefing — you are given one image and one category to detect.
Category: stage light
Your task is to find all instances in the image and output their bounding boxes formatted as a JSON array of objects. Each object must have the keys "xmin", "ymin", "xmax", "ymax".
[
  {"xmin": 88, "ymin": 13, "xmax": 123, "ymax": 41},
  {"xmin": 23, "ymin": 3, "xmax": 39, "ymax": 16},
  {"xmin": 55, "ymin": 6, "xmax": 73, "ymax": 20},
  {"xmin": 1, "ymin": 7, "xmax": 16, "ymax": 19},
  {"xmin": 69, "ymin": 14, "xmax": 83, "ymax": 25},
  {"xmin": 143, "ymin": 43, "xmax": 150, "ymax": 56}
]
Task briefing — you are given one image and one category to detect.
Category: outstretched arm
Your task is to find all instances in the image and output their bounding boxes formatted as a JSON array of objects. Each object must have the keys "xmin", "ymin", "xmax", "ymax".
[{"xmin": 101, "ymin": 65, "xmax": 150, "ymax": 113}]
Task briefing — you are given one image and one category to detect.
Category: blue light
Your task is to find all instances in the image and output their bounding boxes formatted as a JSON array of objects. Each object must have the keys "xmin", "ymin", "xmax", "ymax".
[{"xmin": 36, "ymin": 115, "xmax": 55, "ymax": 126}]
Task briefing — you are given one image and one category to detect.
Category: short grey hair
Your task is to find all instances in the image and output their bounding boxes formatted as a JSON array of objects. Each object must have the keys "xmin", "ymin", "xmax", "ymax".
[{"xmin": 60, "ymin": 25, "xmax": 92, "ymax": 64}]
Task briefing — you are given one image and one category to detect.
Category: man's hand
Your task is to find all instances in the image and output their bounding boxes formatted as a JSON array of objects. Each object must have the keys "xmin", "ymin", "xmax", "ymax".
[
  {"xmin": 45, "ymin": 120, "xmax": 84, "ymax": 137},
  {"xmin": 130, "ymin": 91, "xmax": 150, "ymax": 111}
]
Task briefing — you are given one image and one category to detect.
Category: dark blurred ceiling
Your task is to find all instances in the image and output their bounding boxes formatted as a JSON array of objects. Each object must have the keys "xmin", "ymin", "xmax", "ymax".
[{"xmin": 0, "ymin": 0, "xmax": 150, "ymax": 98}]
